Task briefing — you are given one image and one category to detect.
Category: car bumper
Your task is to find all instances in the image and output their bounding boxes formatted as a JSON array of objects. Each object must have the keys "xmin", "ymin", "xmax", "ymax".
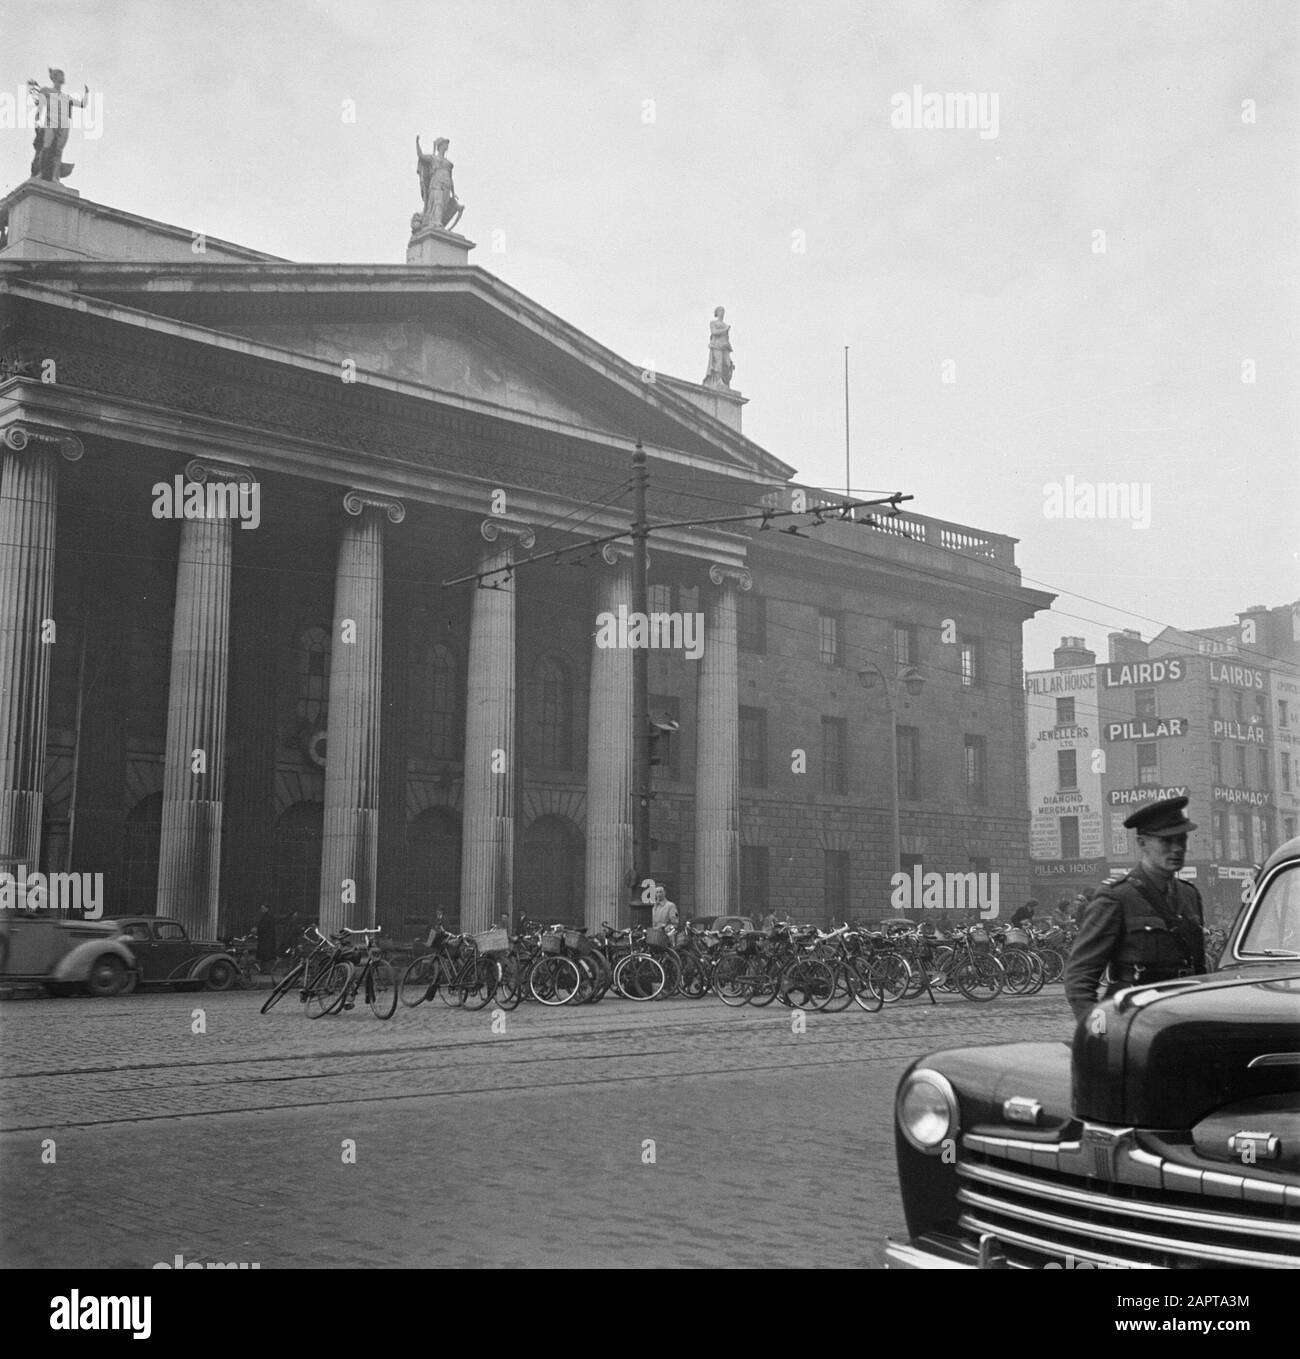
[{"xmin": 884, "ymin": 1235, "xmax": 1027, "ymax": 1269}]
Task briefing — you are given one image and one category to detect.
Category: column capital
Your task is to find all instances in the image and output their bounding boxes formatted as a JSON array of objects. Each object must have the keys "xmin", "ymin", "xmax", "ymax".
[
  {"xmin": 480, "ymin": 518, "xmax": 536, "ymax": 550},
  {"xmin": 343, "ymin": 490, "xmax": 406, "ymax": 524},
  {"xmin": 185, "ymin": 457, "xmax": 255, "ymax": 486},
  {"xmin": 1, "ymin": 424, "xmax": 83, "ymax": 462},
  {"xmin": 599, "ymin": 539, "xmax": 635, "ymax": 566},
  {"xmin": 708, "ymin": 563, "xmax": 752, "ymax": 591}
]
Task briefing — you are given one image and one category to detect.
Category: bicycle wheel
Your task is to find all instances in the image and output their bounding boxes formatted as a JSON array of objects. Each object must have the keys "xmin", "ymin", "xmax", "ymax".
[
  {"xmin": 818, "ymin": 962, "xmax": 855, "ymax": 1012},
  {"xmin": 1036, "ymin": 947, "xmax": 1065, "ymax": 985},
  {"xmin": 614, "ymin": 952, "xmax": 665, "ymax": 1001},
  {"xmin": 366, "ymin": 960, "xmax": 398, "ymax": 1019},
  {"xmin": 657, "ymin": 950, "xmax": 682, "ymax": 999},
  {"xmin": 930, "ymin": 945, "xmax": 957, "ymax": 992},
  {"xmin": 399, "ymin": 955, "xmax": 439, "ymax": 1008},
  {"xmin": 305, "ymin": 961, "xmax": 354, "ymax": 1018},
  {"xmin": 1021, "ymin": 950, "xmax": 1047, "ymax": 996},
  {"xmin": 530, "ymin": 955, "xmax": 582, "ymax": 1006},
  {"xmin": 849, "ymin": 957, "xmax": 884, "ymax": 1012},
  {"xmin": 955, "ymin": 954, "xmax": 1003, "ymax": 1002},
  {"xmin": 584, "ymin": 947, "xmax": 613, "ymax": 1002},
  {"xmin": 782, "ymin": 959, "xmax": 834, "ymax": 1009},
  {"xmin": 463, "ymin": 956, "xmax": 500, "ymax": 1010},
  {"xmin": 678, "ymin": 951, "xmax": 707, "ymax": 999},
  {"xmin": 868, "ymin": 953, "xmax": 911, "ymax": 1004},
  {"xmin": 711, "ymin": 952, "xmax": 750, "ymax": 1006},
  {"xmin": 495, "ymin": 953, "xmax": 524, "ymax": 1011},
  {"xmin": 260, "ymin": 961, "xmax": 304, "ymax": 1015},
  {"xmin": 439, "ymin": 957, "xmax": 470, "ymax": 1007},
  {"xmin": 1000, "ymin": 950, "xmax": 1037, "ymax": 996}
]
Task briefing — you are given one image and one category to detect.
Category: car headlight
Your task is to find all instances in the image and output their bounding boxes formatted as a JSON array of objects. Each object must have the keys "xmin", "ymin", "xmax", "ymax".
[{"xmin": 897, "ymin": 1068, "xmax": 960, "ymax": 1153}]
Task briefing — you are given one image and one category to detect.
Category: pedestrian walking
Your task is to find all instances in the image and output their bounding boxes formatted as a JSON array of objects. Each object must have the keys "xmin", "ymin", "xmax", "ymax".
[
  {"xmin": 1064, "ymin": 797, "xmax": 1206, "ymax": 1023},
  {"xmin": 651, "ymin": 885, "xmax": 678, "ymax": 929}
]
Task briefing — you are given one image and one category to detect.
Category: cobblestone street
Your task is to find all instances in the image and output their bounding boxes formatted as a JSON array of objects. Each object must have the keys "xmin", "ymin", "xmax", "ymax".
[{"xmin": 0, "ymin": 987, "xmax": 1074, "ymax": 1268}]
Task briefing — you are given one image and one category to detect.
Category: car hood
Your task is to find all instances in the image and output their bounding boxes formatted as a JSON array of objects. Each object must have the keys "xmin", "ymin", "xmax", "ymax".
[
  {"xmin": 1072, "ymin": 962, "xmax": 1300, "ymax": 1128},
  {"xmin": 917, "ymin": 1040, "xmax": 1076, "ymax": 1128}
]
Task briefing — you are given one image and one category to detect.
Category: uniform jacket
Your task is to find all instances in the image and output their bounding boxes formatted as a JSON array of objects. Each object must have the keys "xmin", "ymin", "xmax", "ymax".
[{"xmin": 1064, "ymin": 865, "xmax": 1205, "ymax": 1021}]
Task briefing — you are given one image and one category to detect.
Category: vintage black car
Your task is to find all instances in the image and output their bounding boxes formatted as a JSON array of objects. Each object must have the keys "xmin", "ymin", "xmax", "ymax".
[
  {"xmin": 886, "ymin": 835, "xmax": 1300, "ymax": 1269},
  {"xmin": 103, "ymin": 916, "xmax": 242, "ymax": 991}
]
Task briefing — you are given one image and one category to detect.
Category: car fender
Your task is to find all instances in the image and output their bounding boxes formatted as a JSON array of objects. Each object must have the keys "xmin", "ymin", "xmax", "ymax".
[
  {"xmin": 187, "ymin": 951, "xmax": 240, "ymax": 980},
  {"xmin": 52, "ymin": 938, "xmax": 136, "ymax": 982}
]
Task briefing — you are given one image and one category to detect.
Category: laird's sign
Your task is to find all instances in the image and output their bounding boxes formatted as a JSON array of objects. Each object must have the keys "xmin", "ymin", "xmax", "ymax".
[
  {"xmin": 1105, "ymin": 717, "xmax": 1187, "ymax": 741},
  {"xmin": 1209, "ymin": 661, "xmax": 1265, "ymax": 689},
  {"xmin": 1211, "ymin": 719, "xmax": 1266, "ymax": 744},
  {"xmin": 1101, "ymin": 658, "xmax": 1184, "ymax": 687}
]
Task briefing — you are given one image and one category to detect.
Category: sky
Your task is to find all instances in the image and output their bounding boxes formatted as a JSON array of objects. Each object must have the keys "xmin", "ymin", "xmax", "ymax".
[{"xmin": 4, "ymin": 0, "xmax": 1297, "ymax": 671}]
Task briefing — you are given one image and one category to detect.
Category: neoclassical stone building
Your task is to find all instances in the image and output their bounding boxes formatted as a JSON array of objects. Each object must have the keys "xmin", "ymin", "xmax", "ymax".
[{"xmin": 0, "ymin": 179, "xmax": 1052, "ymax": 939}]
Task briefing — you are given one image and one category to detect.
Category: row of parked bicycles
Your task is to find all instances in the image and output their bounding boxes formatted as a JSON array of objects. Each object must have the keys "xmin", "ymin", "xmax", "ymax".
[{"xmin": 259, "ymin": 916, "xmax": 1076, "ymax": 1020}]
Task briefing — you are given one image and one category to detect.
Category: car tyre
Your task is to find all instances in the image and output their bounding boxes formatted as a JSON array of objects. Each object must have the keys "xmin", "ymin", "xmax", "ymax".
[
  {"xmin": 85, "ymin": 954, "xmax": 128, "ymax": 997},
  {"xmin": 204, "ymin": 959, "xmax": 238, "ymax": 992}
]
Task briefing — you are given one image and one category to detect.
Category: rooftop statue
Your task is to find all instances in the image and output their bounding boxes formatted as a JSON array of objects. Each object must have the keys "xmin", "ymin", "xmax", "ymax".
[
  {"xmin": 412, "ymin": 136, "xmax": 465, "ymax": 235},
  {"xmin": 703, "ymin": 306, "xmax": 734, "ymax": 389},
  {"xmin": 27, "ymin": 68, "xmax": 89, "ymax": 183}
]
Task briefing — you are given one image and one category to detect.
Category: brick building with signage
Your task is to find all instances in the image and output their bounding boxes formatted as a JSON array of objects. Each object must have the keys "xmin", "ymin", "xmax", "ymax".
[
  {"xmin": 0, "ymin": 177, "xmax": 1054, "ymax": 942},
  {"xmin": 1025, "ymin": 602, "xmax": 1300, "ymax": 924}
]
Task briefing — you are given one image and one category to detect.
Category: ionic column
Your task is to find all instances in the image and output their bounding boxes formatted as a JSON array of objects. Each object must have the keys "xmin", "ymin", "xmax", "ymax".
[
  {"xmin": 585, "ymin": 543, "xmax": 634, "ymax": 929},
  {"xmin": 0, "ymin": 426, "xmax": 82, "ymax": 869},
  {"xmin": 318, "ymin": 491, "xmax": 404, "ymax": 934},
  {"xmin": 695, "ymin": 564, "xmax": 750, "ymax": 917},
  {"xmin": 156, "ymin": 459, "xmax": 249, "ymax": 936},
  {"xmin": 460, "ymin": 518, "xmax": 534, "ymax": 933}
]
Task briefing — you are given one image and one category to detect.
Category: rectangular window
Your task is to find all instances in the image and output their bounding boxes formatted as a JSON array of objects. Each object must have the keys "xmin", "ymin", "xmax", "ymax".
[
  {"xmin": 964, "ymin": 734, "xmax": 987, "ymax": 804},
  {"xmin": 1055, "ymin": 697, "xmax": 1075, "ymax": 726},
  {"xmin": 737, "ymin": 593, "xmax": 766, "ymax": 654},
  {"xmin": 1234, "ymin": 745, "xmax": 1248, "ymax": 787},
  {"xmin": 818, "ymin": 610, "xmax": 841, "ymax": 666},
  {"xmin": 1136, "ymin": 742, "xmax": 1158, "ymax": 787},
  {"xmin": 1259, "ymin": 749, "xmax": 1270, "ymax": 789},
  {"xmin": 1256, "ymin": 693, "xmax": 1268, "ymax": 723},
  {"xmin": 1279, "ymin": 699, "xmax": 1290, "ymax": 728},
  {"xmin": 1133, "ymin": 687, "xmax": 1157, "ymax": 719},
  {"xmin": 1211, "ymin": 742, "xmax": 1223, "ymax": 784},
  {"xmin": 1057, "ymin": 748, "xmax": 1077, "ymax": 790},
  {"xmin": 823, "ymin": 849, "xmax": 850, "ymax": 925},
  {"xmin": 740, "ymin": 845, "xmax": 769, "ymax": 915},
  {"xmin": 896, "ymin": 725, "xmax": 920, "ymax": 801},
  {"xmin": 1233, "ymin": 691, "xmax": 1245, "ymax": 722},
  {"xmin": 1210, "ymin": 688, "xmax": 1221, "ymax": 717},
  {"xmin": 893, "ymin": 623, "xmax": 917, "ymax": 668},
  {"xmin": 1255, "ymin": 814, "xmax": 1271, "ymax": 860},
  {"xmin": 1228, "ymin": 813, "xmax": 1246, "ymax": 861},
  {"xmin": 648, "ymin": 582, "xmax": 674, "ymax": 617},
  {"xmin": 1283, "ymin": 753, "xmax": 1292, "ymax": 794},
  {"xmin": 1213, "ymin": 811, "xmax": 1227, "ymax": 861},
  {"xmin": 821, "ymin": 717, "xmax": 847, "ymax": 794},
  {"xmin": 960, "ymin": 637, "xmax": 984, "ymax": 688},
  {"xmin": 1285, "ymin": 816, "xmax": 1297, "ymax": 842},
  {"xmin": 739, "ymin": 706, "xmax": 767, "ymax": 788},
  {"xmin": 1059, "ymin": 815, "xmax": 1080, "ymax": 860},
  {"xmin": 648, "ymin": 693, "xmax": 681, "ymax": 779}
]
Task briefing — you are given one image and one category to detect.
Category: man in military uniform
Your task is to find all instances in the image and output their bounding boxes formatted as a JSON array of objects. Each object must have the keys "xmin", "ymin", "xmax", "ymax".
[{"xmin": 1065, "ymin": 797, "xmax": 1206, "ymax": 1023}]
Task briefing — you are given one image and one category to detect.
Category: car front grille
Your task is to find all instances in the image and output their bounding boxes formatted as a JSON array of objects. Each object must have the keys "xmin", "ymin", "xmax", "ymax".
[{"xmin": 956, "ymin": 1130, "xmax": 1300, "ymax": 1269}]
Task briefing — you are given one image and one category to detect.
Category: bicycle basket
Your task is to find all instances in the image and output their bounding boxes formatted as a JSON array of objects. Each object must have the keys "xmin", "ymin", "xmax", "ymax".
[
  {"xmin": 474, "ymin": 927, "xmax": 510, "ymax": 955},
  {"xmin": 1003, "ymin": 927, "xmax": 1031, "ymax": 949},
  {"xmin": 540, "ymin": 932, "xmax": 564, "ymax": 955},
  {"xmin": 563, "ymin": 929, "xmax": 586, "ymax": 951},
  {"xmin": 643, "ymin": 926, "xmax": 670, "ymax": 950},
  {"xmin": 969, "ymin": 927, "xmax": 992, "ymax": 952}
]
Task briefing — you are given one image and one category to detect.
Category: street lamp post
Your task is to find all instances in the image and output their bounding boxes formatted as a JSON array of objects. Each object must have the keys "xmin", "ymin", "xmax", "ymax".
[{"xmin": 859, "ymin": 662, "xmax": 924, "ymax": 880}]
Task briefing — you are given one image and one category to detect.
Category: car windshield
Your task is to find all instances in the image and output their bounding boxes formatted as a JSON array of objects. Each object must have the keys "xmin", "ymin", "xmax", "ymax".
[{"xmin": 1237, "ymin": 863, "xmax": 1300, "ymax": 957}]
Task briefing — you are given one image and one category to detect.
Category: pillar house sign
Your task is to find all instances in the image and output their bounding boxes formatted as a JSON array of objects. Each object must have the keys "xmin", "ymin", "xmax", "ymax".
[
  {"xmin": 1101, "ymin": 658, "xmax": 1184, "ymax": 687},
  {"xmin": 1105, "ymin": 716, "xmax": 1187, "ymax": 741}
]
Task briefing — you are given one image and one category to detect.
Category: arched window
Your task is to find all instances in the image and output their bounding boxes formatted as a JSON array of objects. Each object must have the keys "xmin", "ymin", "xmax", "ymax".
[
  {"xmin": 296, "ymin": 626, "xmax": 330, "ymax": 726},
  {"xmin": 411, "ymin": 641, "xmax": 460, "ymax": 760},
  {"xmin": 533, "ymin": 655, "xmax": 573, "ymax": 770}
]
